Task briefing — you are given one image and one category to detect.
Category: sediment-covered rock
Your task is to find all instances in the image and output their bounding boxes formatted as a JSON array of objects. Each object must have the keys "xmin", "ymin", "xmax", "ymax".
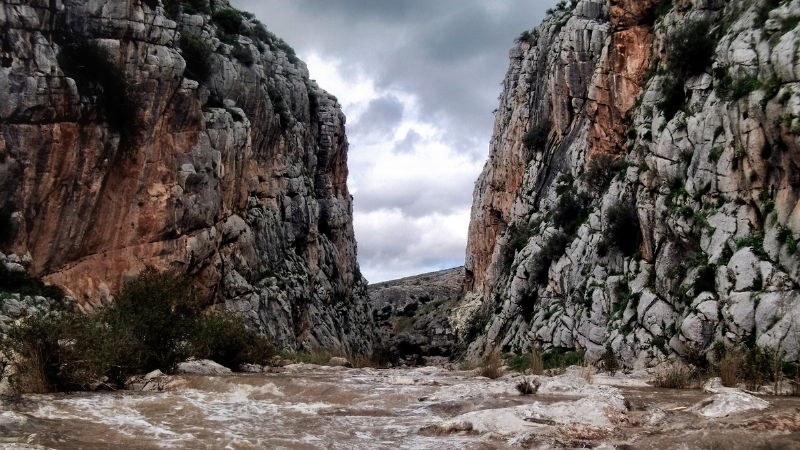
[{"xmin": 0, "ymin": 0, "xmax": 377, "ymax": 352}]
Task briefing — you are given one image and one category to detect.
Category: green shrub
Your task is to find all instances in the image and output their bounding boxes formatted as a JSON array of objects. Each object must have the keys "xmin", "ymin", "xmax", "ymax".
[
  {"xmin": 542, "ymin": 347, "xmax": 585, "ymax": 370},
  {"xmin": 2, "ymin": 268, "xmax": 277, "ymax": 392},
  {"xmin": 506, "ymin": 349, "xmax": 544, "ymax": 374},
  {"xmin": 462, "ymin": 301, "xmax": 493, "ymax": 344},
  {"xmin": 100, "ymin": 268, "xmax": 201, "ymax": 377},
  {"xmin": 601, "ymin": 343, "xmax": 619, "ymax": 375},
  {"xmin": 212, "ymin": 8, "xmax": 244, "ymax": 35},
  {"xmin": 531, "ymin": 231, "xmax": 569, "ymax": 283},
  {"xmin": 249, "ymin": 20, "xmax": 274, "ymax": 44},
  {"xmin": 515, "ymin": 30, "xmax": 535, "ymax": 45},
  {"xmin": 232, "ymin": 43, "xmax": 255, "ymax": 66},
  {"xmin": 777, "ymin": 226, "xmax": 798, "ymax": 254},
  {"xmin": 605, "ymin": 200, "xmax": 642, "ymax": 257},
  {"xmin": 652, "ymin": 335, "xmax": 668, "ymax": 354},
  {"xmin": 666, "ymin": 19, "xmax": 716, "ymax": 76},
  {"xmin": 179, "ymin": 32, "xmax": 213, "ymax": 81},
  {"xmin": 583, "ymin": 153, "xmax": 625, "ymax": 193},
  {"xmin": 522, "ymin": 120, "xmax": 552, "ymax": 151},
  {"xmin": 761, "ymin": 77, "xmax": 782, "ymax": 109},
  {"xmin": 504, "ymin": 221, "xmax": 536, "ymax": 260},
  {"xmin": 732, "ymin": 76, "xmax": 761, "ymax": 100},
  {"xmin": 1, "ymin": 312, "xmax": 108, "ymax": 393},
  {"xmin": 161, "ymin": 0, "xmax": 211, "ymax": 18},
  {"xmin": 736, "ymin": 232, "xmax": 767, "ymax": 259},
  {"xmin": 655, "ymin": 0, "xmax": 673, "ymax": 20},
  {"xmin": 551, "ymin": 193, "xmax": 590, "ymax": 236},
  {"xmin": 656, "ymin": 75, "xmax": 685, "ymax": 121},
  {"xmin": 0, "ymin": 264, "xmax": 64, "ymax": 301},
  {"xmin": 189, "ymin": 312, "xmax": 275, "ymax": 369}
]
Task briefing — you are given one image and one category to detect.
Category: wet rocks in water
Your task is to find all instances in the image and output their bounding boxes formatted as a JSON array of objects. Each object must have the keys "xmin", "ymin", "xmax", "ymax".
[
  {"xmin": 693, "ymin": 378, "xmax": 770, "ymax": 418},
  {"xmin": 126, "ymin": 369, "xmax": 170, "ymax": 392},
  {"xmin": 515, "ymin": 377, "xmax": 540, "ymax": 395},
  {"xmin": 239, "ymin": 364, "xmax": 265, "ymax": 373}
]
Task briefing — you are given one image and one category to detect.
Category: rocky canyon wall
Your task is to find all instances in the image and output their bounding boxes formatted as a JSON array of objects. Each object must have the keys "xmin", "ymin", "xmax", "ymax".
[
  {"xmin": 461, "ymin": 0, "xmax": 800, "ymax": 368},
  {"xmin": 0, "ymin": 0, "xmax": 377, "ymax": 352}
]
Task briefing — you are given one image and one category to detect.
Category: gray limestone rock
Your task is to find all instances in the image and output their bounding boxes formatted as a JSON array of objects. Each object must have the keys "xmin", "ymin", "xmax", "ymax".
[{"xmin": 459, "ymin": 0, "xmax": 800, "ymax": 367}]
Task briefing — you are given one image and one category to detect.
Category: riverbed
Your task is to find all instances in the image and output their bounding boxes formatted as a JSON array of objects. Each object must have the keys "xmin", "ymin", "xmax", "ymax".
[{"xmin": 1, "ymin": 365, "xmax": 799, "ymax": 449}]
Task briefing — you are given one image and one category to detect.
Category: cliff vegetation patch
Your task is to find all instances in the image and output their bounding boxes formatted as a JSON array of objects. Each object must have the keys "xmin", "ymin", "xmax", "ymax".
[
  {"xmin": 56, "ymin": 33, "xmax": 141, "ymax": 153},
  {"xmin": 522, "ymin": 119, "xmax": 552, "ymax": 151},
  {"xmin": 666, "ymin": 19, "xmax": 717, "ymax": 77},
  {"xmin": 179, "ymin": 32, "xmax": 213, "ymax": 81}
]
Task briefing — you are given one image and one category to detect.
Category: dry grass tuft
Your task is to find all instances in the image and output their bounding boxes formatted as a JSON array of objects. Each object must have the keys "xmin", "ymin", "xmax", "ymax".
[
  {"xmin": 718, "ymin": 354, "xmax": 742, "ymax": 387},
  {"xmin": 516, "ymin": 376, "xmax": 540, "ymax": 395},
  {"xmin": 652, "ymin": 362, "xmax": 693, "ymax": 389},
  {"xmin": 581, "ymin": 362, "xmax": 594, "ymax": 384},
  {"xmin": 479, "ymin": 348, "xmax": 503, "ymax": 379}
]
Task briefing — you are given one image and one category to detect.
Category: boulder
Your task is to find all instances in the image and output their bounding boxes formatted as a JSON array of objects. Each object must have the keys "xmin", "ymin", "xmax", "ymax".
[
  {"xmin": 175, "ymin": 359, "xmax": 232, "ymax": 375},
  {"xmin": 327, "ymin": 357, "xmax": 352, "ymax": 368},
  {"xmin": 694, "ymin": 378, "xmax": 769, "ymax": 418}
]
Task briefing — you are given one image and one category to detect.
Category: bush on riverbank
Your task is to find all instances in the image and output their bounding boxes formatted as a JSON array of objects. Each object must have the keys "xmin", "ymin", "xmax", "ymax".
[{"xmin": 1, "ymin": 268, "xmax": 276, "ymax": 393}]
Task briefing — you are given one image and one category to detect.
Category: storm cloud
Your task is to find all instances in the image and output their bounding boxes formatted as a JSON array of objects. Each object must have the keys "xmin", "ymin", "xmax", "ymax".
[{"xmin": 230, "ymin": 0, "xmax": 555, "ymax": 282}]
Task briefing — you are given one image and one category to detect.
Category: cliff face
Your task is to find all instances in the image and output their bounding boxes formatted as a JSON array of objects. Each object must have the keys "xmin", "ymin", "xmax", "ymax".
[
  {"xmin": 0, "ymin": 0, "xmax": 376, "ymax": 352},
  {"xmin": 463, "ymin": 0, "xmax": 800, "ymax": 367}
]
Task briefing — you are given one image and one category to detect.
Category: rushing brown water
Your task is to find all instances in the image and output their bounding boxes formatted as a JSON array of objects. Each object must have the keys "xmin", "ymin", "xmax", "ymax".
[{"xmin": 2, "ymin": 365, "xmax": 800, "ymax": 449}]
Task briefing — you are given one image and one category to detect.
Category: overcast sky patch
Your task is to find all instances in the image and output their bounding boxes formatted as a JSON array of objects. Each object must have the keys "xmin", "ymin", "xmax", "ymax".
[{"xmin": 231, "ymin": 0, "xmax": 555, "ymax": 282}]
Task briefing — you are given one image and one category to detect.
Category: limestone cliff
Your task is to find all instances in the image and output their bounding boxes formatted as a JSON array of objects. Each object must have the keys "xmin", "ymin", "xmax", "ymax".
[
  {"xmin": 462, "ymin": 0, "xmax": 800, "ymax": 367},
  {"xmin": 0, "ymin": 0, "xmax": 377, "ymax": 352}
]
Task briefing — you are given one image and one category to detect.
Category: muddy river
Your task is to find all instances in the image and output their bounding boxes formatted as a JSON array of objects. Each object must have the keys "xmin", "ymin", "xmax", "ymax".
[{"xmin": 1, "ymin": 365, "xmax": 799, "ymax": 449}]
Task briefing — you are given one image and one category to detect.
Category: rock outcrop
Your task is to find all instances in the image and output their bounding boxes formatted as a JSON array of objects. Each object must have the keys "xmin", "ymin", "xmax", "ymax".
[
  {"xmin": 462, "ymin": 0, "xmax": 800, "ymax": 367},
  {"xmin": 369, "ymin": 267, "xmax": 465, "ymax": 363},
  {"xmin": 0, "ymin": 0, "xmax": 376, "ymax": 352}
]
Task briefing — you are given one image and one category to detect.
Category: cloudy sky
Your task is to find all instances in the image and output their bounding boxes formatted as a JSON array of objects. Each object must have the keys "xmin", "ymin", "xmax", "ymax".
[{"xmin": 230, "ymin": 0, "xmax": 556, "ymax": 283}]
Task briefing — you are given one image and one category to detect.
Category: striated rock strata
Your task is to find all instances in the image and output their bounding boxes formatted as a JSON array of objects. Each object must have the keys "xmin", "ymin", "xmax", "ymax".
[
  {"xmin": 463, "ymin": 0, "xmax": 800, "ymax": 367},
  {"xmin": 0, "ymin": 0, "xmax": 377, "ymax": 352}
]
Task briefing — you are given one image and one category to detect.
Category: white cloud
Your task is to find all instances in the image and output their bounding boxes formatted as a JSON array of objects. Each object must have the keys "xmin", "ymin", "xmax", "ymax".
[
  {"xmin": 231, "ymin": 0, "xmax": 556, "ymax": 282},
  {"xmin": 355, "ymin": 209, "xmax": 469, "ymax": 283}
]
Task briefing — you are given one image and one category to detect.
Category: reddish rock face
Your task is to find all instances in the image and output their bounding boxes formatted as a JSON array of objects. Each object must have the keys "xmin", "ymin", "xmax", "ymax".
[
  {"xmin": 586, "ymin": 25, "xmax": 654, "ymax": 159},
  {"xmin": 586, "ymin": 0, "xmax": 657, "ymax": 159},
  {"xmin": 466, "ymin": 0, "xmax": 657, "ymax": 297},
  {"xmin": 0, "ymin": 0, "xmax": 376, "ymax": 351}
]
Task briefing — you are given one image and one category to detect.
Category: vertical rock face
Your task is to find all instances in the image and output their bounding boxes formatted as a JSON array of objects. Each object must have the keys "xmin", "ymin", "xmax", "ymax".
[
  {"xmin": 463, "ymin": 0, "xmax": 800, "ymax": 367},
  {"xmin": 0, "ymin": 0, "xmax": 377, "ymax": 352}
]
